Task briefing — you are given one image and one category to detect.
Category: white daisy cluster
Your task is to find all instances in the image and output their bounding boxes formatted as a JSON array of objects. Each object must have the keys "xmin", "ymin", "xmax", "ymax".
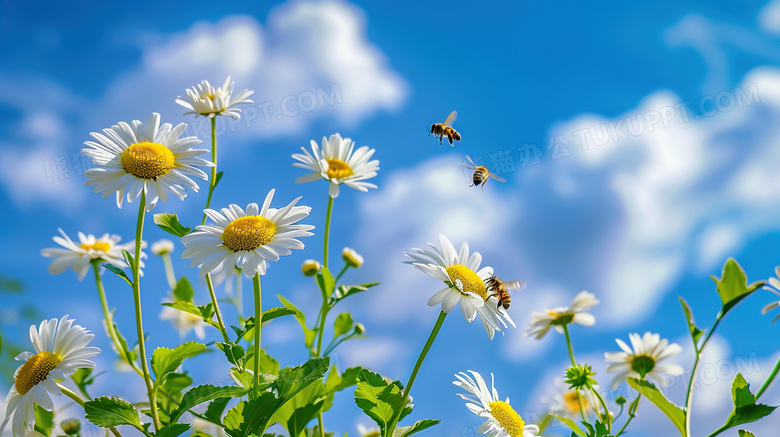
[{"xmin": 176, "ymin": 76, "xmax": 255, "ymax": 119}]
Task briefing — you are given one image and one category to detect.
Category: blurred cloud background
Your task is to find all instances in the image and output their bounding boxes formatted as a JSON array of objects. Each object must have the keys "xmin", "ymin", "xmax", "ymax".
[{"xmin": 2, "ymin": 0, "xmax": 780, "ymax": 435}]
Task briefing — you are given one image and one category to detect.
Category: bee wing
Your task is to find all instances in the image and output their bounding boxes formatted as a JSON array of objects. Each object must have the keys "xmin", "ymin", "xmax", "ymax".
[
  {"xmin": 488, "ymin": 172, "xmax": 507, "ymax": 183},
  {"xmin": 461, "ymin": 155, "xmax": 477, "ymax": 169},
  {"xmin": 502, "ymin": 280, "xmax": 526, "ymax": 290},
  {"xmin": 442, "ymin": 110, "xmax": 457, "ymax": 127}
]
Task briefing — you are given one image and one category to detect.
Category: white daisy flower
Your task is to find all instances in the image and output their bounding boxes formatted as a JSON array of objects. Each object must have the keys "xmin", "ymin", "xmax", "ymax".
[
  {"xmin": 176, "ymin": 76, "xmax": 255, "ymax": 119},
  {"xmin": 151, "ymin": 239, "xmax": 175, "ymax": 256},
  {"xmin": 1, "ymin": 316, "xmax": 100, "ymax": 437},
  {"xmin": 544, "ymin": 380, "xmax": 593, "ymax": 420},
  {"xmin": 181, "ymin": 189, "xmax": 314, "ymax": 278},
  {"xmin": 404, "ymin": 234, "xmax": 515, "ymax": 340},
  {"xmin": 292, "ymin": 133, "xmax": 379, "ymax": 198},
  {"xmin": 604, "ymin": 332, "xmax": 683, "ymax": 390},
  {"xmin": 81, "ymin": 112, "xmax": 213, "ymax": 212},
  {"xmin": 454, "ymin": 370, "xmax": 540, "ymax": 437},
  {"xmin": 40, "ymin": 229, "xmax": 146, "ymax": 280},
  {"xmin": 526, "ymin": 291, "xmax": 599, "ymax": 339},
  {"xmin": 761, "ymin": 267, "xmax": 780, "ymax": 323},
  {"xmin": 160, "ymin": 300, "xmax": 207, "ymax": 340}
]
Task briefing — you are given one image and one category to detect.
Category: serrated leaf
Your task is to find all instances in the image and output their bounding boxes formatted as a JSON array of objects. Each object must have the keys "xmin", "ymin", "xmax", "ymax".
[
  {"xmin": 679, "ymin": 297, "xmax": 704, "ymax": 347},
  {"xmin": 170, "ymin": 384, "xmax": 247, "ymax": 423},
  {"xmin": 550, "ymin": 414, "xmax": 586, "ymax": 437},
  {"xmin": 84, "ymin": 396, "xmax": 142, "ymax": 429},
  {"xmin": 33, "ymin": 405, "xmax": 53, "ymax": 436},
  {"xmin": 204, "ymin": 397, "xmax": 232, "ymax": 424},
  {"xmin": 156, "ymin": 424, "xmax": 191, "ymax": 437},
  {"xmin": 151, "ymin": 342, "xmax": 207, "ymax": 382},
  {"xmin": 354, "ymin": 369, "xmax": 406, "ymax": 435},
  {"xmin": 262, "ymin": 307, "xmax": 297, "ymax": 324},
  {"xmin": 102, "ymin": 263, "xmax": 132, "ymax": 286},
  {"xmin": 154, "ymin": 213, "xmax": 192, "ymax": 237},
  {"xmin": 275, "ymin": 357, "xmax": 330, "ymax": 402},
  {"xmin": 216, "ymin": 342, "xmax": 245, "ymax": 366},
  {"xmin": 224, "ymin": 393, "xmax": 278, "ymax": 437},
  {"xmin": 714, "ymin": 259, "xmax": 765, "ymax": 316},
  {"xmin": 333, "ymin": 313, "xmax": 353, "ymax": 338},
  {"xmin": 162, "ymin": 302, "xmax": 220, "ymax": 329},
  {"xmin": 627, "ymin": 378, "xmax": 686, "ymax": 436},
  {"xmin": 717, "ymin": 373, "xmax": 778, "ymax": 431},
  {"xmin": 173, "ymin": 277, "xmax": 195, "ymax": 303},
  {"xmin": 394, "ymin": 419, "xmax": 440, "ymax": 437}
]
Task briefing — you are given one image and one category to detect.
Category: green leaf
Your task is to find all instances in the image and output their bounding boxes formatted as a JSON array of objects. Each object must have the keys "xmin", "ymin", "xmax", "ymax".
[
  {"xmin": 713, "ymin": 258, "xmax": 765, "ymax": 316},
  {"xmin": 333, "ymin": 313, "xmax": 354, "ymax": 338},
  {"xmin": 121, "ymin": 249, "xmax": 135, "ymax": 271},
  {"xmin": 354, "ymin": 369, "xmax": 407, "ymax": 435},
  {"xmin": 275, "ymin": 357, "xmax": 330, "ymax": 402},
  {"xmin": 204, "ymin": 397, "xmax": 232, "ymax": 425},
  {"xmin": 71, "ymin": 367, "xmax": 97, "ymax": 398},
  {"xmin": 156, "ymin": 424, "xmax": 191, "ymax": 437},
  {"xmin": 102, "ymin": 263, "xmax": 132, "ymax": 286},
  {"xmin": 277, "ymin": 295, "xmax": 317, "ymax": 350},
  {"xmin": 679, "ymin": 297, "xmax": 704, "ymax": 347},
  {"xmin": 162, "ymin": 302, "xmax": 220, "ymax": 329},
  {"xmin": 550, "ymin": 414, "xmax": 586, "ymax": 437},
  {"xmin": 286, "ymin": 400, "xmax": 325, "ymax": 437},
  {"xmin": 214, "ymin": 171, "xmax": 224, "ymax": 188},
  {"xmin": 216, "ymin": 342, "xmax": 245, "ymax": 367},
  {"xmin": 718, "ymin": 373, "xmax": 778, "ymax": 431},
  {"xmin": 316, "ymin": 267, "xmax": 336, "ymax": 297},
  {"xmin": 394, "ymin": 419, "xmax": 440, "ymax": 437},
  {"xmin": 173, "ymin": 277, "xmax": 195, "ymax": 302},
  {"xmin": 84, "ymin": 396, "xmax": 142, "ymax": 429},
  {"xmin": 33, "ymin": 405, "xmax": 54, "ymax": 436},
  {"xmin": 333, "ymin": 282, "xmax": 380, "ymax": 302},
  {"xmin": 170, "ymin": 384, "xmax": 247, "ymax": 423},
  {"xmin": 112, "ymin": 322, "xmax": 139, "ymax": 366},
  {"xmin": 154, "ymin": 213, "xmax": 192, "ymax": 237},
  {"xmin": 151, "ymin": 342, "xmax": 207, "ymax": 382},
  {"xmin": 262, "ymin": 307, "xmax": 297, "ymax": 324},
  {"xmin": 627, "ymin": 377, "xmax": 686, "ymax": 436},
  {"xmin": 738, "ymin": 431, "xmax": 756, "ymax": 437},
  {"xmin": 224, "ymin": 393, "xmax": 279, "ymax": 437}
]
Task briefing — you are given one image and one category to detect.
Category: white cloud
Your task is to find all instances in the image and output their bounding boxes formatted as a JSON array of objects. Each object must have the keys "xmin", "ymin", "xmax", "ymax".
[{"xmin": 760, "ymin": 0, "xmax": 780, "ymax": 35}]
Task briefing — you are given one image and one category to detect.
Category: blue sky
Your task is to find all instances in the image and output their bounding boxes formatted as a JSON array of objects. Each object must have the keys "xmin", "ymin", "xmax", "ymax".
[{"xmin": 3, "ymin": 0, "xmax": 780, "ymax": 435}]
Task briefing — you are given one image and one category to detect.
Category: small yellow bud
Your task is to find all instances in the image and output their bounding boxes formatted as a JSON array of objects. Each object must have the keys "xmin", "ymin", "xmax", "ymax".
[
  {"xmin": 301, "ymin": 259, "xmax": 322, "ymax": 276},
  {"xmin": 151, "ymin": 239, "xmax": 175, "ymax": 256},
  {"xmin": 355, "ymin": 323, "xmax": 365, "ymax": 335},
  {"xmin": 342, "ymin": 247, "xmax": 364, "ymax": 269}
]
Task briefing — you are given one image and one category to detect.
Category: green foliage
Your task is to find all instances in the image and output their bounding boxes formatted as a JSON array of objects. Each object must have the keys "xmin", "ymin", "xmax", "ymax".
[
  {"xmin": 711, "ymin": 258, "xmax": 764, "ymax": 317},
  {"xmin": 84, "ymin": 396, "xmax": 143, "ymax": 429},
  {"xmin": 738, "ymin": 431, "xmax": 756, "ymax": 437},
  {"xmin": 170, "ymin": 384, "xmax": 247, "ymax": 423},
  {"xmin": 679, "ymin": 297, "xmax": 704, "ymax": 347},
  {"xmin": 204, "ymin": 397, "xmax": 232, "ymax": 425},
  {"xmin": 277, "ymin": 295, "xmax": 317, "ymax": 350},
  {"xmin": 331, "ymin": 282, "xmax": 380, "ymax": 305},
  {"xmin": 112, "ymin": 322, "xmax": 139, "ymax": 366},
  {"xmin": 354, "ymin": 369, "xmax": 425, "ymax": 437},
  {"xmin": 393, "ymin": 419, "xmax": 440, "ymax": 437},
  {"xmin": 151, "ymin": 342, "xmax": 207, "ymax": 385},
  {"xmin": 717, "ymin": 373, "xmax": 777, "ymax": 431},
  {"xmin": 71, "ymin": 367, "xmax": 98, "ymax": 399},
  {"xmin": 162, "ymin": 301, "xmax": 220, "ymax": 330},
  {"xmin": 0, "ymin": 273, "xmax": 25, "ymax": 293},
  {"xmin": 627, "ymin": 377, "xmax": 686, "ymax": 436},
  {"xmin": 154, "ymin": 213, "xmax": 192, "ymax": 237},
  {"xmin": 333, "ymin": 313, "xmax": 354, "ymax": 338},
  {"xmin": 156, "ymin": 424, "xmax": 191, "ymax": 437},
  {"xmin": 33, "ymin": 405, "xmax": 54, "ymax": 436},
  {"xmin": 316, "ymin": 267, "xmax": 336, "ymax": 297},
  {"xmin": 551, "ymin": 414, "xmax": 586, "ymax": 437},
  {"xmin": 121, "ymin": 249, "xmax": 136, "ymax": 271},
  {"xmin": 173, "ymin": 277, "xmax": 195, "ymax": 302},
  {"xmin": 102, "ymin": 262, "xmax": 132, "ymax": 286}
]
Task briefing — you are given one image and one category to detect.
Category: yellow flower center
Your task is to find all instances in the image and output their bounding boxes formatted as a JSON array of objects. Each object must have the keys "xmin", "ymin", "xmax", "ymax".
[
  {"xmin": 205, "ymin": 93, "xmax": 216, "ymax": 100},
  {"xmin": 79, "ymin": 242, "xmax": 111, "ymax": 252},
  {"xmin": 222, "ymin": 216, "xmax": 277, "ymax": 252},
  {"xmin": 325, "ymin": 158, "xmax": 354, "ymax": 180},
  {"xmin": 120, "ymin": 141, "xmax": 175, "ymax": 179},
  {"xmin": 488, "ymin": 400, "xmax": 525, "ymax": 437},
  {"xmin": 445, "ymin": 264, "xmax": 487, "ymax": 299},
  {"xmin": 547, "ymin": 310, "xmax": 575, "ymax": 326},
  {"xmin": 15, "ymin": 351, "xmax": 61, "ymax": 395},
  {"xmin": 563, "ymin": 390, "xmax": 587, "ymax": 413}
]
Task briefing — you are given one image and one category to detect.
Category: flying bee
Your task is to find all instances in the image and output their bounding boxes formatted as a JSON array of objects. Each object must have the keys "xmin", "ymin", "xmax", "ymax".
[
  {"xmin": 462, "ymin": 155, "xmax": 506, "ymax": 190},
  {"xmin": 428, "ymin": 110, "xmax": 461, "ymax": 146},
  {"xmin": 484, "ymin": 275, "xmax": 525, "ymax": 311}
]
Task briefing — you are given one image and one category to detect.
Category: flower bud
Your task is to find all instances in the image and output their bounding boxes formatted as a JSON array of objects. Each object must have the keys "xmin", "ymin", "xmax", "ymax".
[
  {"xmin": 354, "ymin": 323, "xmax": 365, "ymax": 335},
  {"xmin": 151, "ymin": 239, "xmax": 175, "ymax": 256},
  {"xmin": 61, "ymin": 418, "xmax": 81, "ymax": 435},
  {"xmin": 564, "ymin": 364, "xmax": 598, "ymax": 390},
  {"xmin": 301, "ymin": 259, "xmax": 321, "ymax": 276},
  {"xmin": 342, "ymin": 247, "xmax": 364, "ymax": 269}
]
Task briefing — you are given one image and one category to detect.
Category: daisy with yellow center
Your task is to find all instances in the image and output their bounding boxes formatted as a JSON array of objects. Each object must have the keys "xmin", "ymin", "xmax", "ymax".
[
  {"xmin": 292, "ymin": 133, "xmax": 379, "ymax": 198},
  {"xmin": 404, "ymin": 234, "xmax": 515, "ymax": 339},
  {"xmin": 181, "ymin": 189, "xmax": 314, "ymax": 278},
  {"xmin": 176, "ymin": 76, "xmax": 255, "ymax": 119},
  {"xmin": 41, "ymin": 229, "xmax": 146, "ymax": 280},
  {"xmin": 604, "ymin": 332, "xmax": 683, "ymax": 389},
  {"xmin": 454, "ymin": 371, "xmax": 540, "ymax": 437},
  {"xmin": 526, "ymin": 291, "xmax": 599, "ymax": 340},
  {"xmin": 545, "ymin": 380, "xmax": 593, "ymax": 420},
  {"xmin": 81, "ymin": 112, "xmax": 213, "ymax": 212},
  {"xmin": 1, "ymin": 316, "xmax": 100, "ymax": 437}
]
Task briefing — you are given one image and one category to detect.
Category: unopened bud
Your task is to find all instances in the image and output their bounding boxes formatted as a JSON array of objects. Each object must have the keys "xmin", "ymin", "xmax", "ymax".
[
  {"xmin": 354, "ymin": 323, "xmax": 365, "ymax": 335},
  {"xmin": 301, "ymin": 259, "xmax": 321, "ymax": 276},
  {"xmin": 342, "ymin": 247, "xmax": 364, "ymax": 269},
  {"xmin": 61, "ymin": 418, "xmax": 81, "ymax": 435}
]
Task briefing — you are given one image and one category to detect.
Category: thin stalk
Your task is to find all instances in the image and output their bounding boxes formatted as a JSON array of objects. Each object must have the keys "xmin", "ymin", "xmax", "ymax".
[
  {"xmin": 756, "ymin": 354, "xmax": 780, "ymax": 400},
  {"xmin": 323, "ymin": 196, "xmax": 334, "ymax": 267},
  {"xmin": 58, "ymin": 384, "xmax": 123, "ymax": 437},
  {"xmin": 563, "ymin": 325, "xmax": 588, "ymax": 424},
  {"xmin": 161, "ymin": 252, "xmax": 176, "ymax": 290},
  {"xmin": 334, "ymin": 264, "xmax": 349, "ymax": 283},
  {"xmin": 685, "ymin": 317, "xmax": 722, "ymax": 437},
  {"xmin": 235, "ymin": 269, "xmax": 244, "ymax": 322},
  {"xmin": 388, "ymin": 311, "xmax": 448, "ymax": 434},
  {"xmin": 615, "ymin": 396, "xmax": 640, "ymax": 436},
  {"xmin": 591, "ymin": 388, "xmax": 612, "ymax": 431},
  {"xmin": 131, "ymin": 192, "xmax": 161, "ymax": 432},
  {"xmin": 201, "ymin": 117, "xmax": 218, "ymax": 225},
  {"xmin": 252, "ymin": 273, "xmax": 262, "ymax": 399},
  {"xmin": 205, "ymin": 273, "xmax": 230, "ymax": 342}
]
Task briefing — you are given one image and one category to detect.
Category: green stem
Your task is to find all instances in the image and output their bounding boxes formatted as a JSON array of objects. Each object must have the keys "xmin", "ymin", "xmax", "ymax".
[
  {"xmin": 685, "ymin": 316, "xmax": 722, "ymax": 437},
  {"xmin": 756, "ymin": 354, "xmax": 780, "ymax": 400},
  {"xmin": 205, "ymin": 273, "xmax": 230, "ymax": 342},
  {"xmin": 161, "ymin": 253, "xmax": 176, "ymax": 290},
  {"xmin": 252, "ymin": 273, "xmax": 262, "ymax": 399},
  {"xmin": 388, "ymin": 311, "xmax": 448, "ymax": 434},
  {"xmin": 323, "ymin": 196, "xmax": 334, "ymax": 268},
  {"xmin": 58, "ymin": 384, "xmax": 123, "ymax": 437},
  {"xmin": 202, "ymin": 117, "xmax": 218, "ymax": 225},
  {"xmin": 562, "ymin": 325, "xmax": 588, "ymax": 424},
  {"xmin": 235, "ymin": 269, "xmax": 244, "ymax": 322},
  {"xmin": 334, "ymin": 264, "xmax": 349, "ymax": 283},
  {"xmin": 91, "ymin": 261, "xmax": 144, "ymax": 378},
  {"xmin": 131, "ymin": 192, "xmax": 161, "ymax": 432},
  {"xmin": 591, "ymin": 388, "xmax": 612, "ymax": 431},
  {"xmin": 615, "ymin": 396, "xmax": 640, "ymax": 436}
]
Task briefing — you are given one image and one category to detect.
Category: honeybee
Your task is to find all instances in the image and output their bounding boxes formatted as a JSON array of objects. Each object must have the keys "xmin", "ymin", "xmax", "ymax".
[
  {"xmin": 484, "ymin": 275, "xmax": 525, "ymax": 311},
  {"xmin": 428, "ymin": 111, "xmax": 461, "ymax": 146},
  {"xmin": 462, "ymin": 155, "xmax": 506, "ymax": 189}
]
